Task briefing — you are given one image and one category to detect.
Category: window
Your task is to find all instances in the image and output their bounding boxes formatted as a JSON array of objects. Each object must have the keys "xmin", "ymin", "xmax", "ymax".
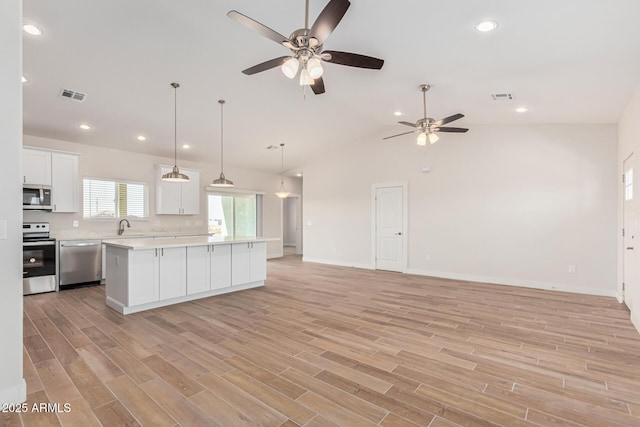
[
  {"xmin": 208, "ymin": 193, "xmax": 262, "ymax": 237},
  {"xmin": 625, "ymin": 168, "xmax": 633, "ymax": 201},
  {"xmin": 83, "ymin": 178, "xmax": 149, "ymax": 219}
]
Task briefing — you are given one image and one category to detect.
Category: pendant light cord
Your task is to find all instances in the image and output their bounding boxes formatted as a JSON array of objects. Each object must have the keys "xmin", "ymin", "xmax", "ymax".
[
  {"xmin": 219, "ymin": 100, "xmax": 226, "ymax": 174},
  {"xmin": 174, "ymin": 85, "xmax": 177, "ymax": 166}
]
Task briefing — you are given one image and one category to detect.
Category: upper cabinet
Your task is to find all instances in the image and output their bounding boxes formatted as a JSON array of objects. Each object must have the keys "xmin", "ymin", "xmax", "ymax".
[
  {"xmin": 22, "ymin": 148, "xmax": 79, "ymax": 213},
  {"xmin": 23, "ymin": 148, "xmax": 52, "ymax": 185},
  {"xmin": 155, "ymin": 166, "xmax": 200, "ymax": 215},
  {"xmin": 51, "ymin": 153, "xmax": 79, "ymax": 212}
]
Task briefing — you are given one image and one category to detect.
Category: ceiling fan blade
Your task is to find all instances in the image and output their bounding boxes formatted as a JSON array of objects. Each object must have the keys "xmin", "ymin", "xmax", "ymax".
[
  {"xmin": 242, "ymin": 56, "xmax": 290, "ymax": 75},
  {"xmin": 322, "ymin": 50, "xmax": 384, "ymax": 69},
  {"xmin": 432, "ymin": 113, "xmax": 464, "ymax": 127},
  {"xmin": 311, "ymin": 76, "xmax": 326, "ymax": 95},
  {"xmin": 398, "ymin": 121, "xmax": 419, "ymax": 128},
  {"xmin": 227, "ymin": 10, "xmax": 290, "ymax": 46},
  {"xmin": 383, "ymin": 130, "xmax": 416, "ymax": 140},
  {"xmin": 309, "ymin": 0, "xmax": 351, "ymax": 44},
  {"xmin": 434, "ymin": 127, "xmax": 469, "ymax": 133}
]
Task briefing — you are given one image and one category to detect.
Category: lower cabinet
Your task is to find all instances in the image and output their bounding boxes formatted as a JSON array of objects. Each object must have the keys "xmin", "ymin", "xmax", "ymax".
[
  {"xmin": 231, "ymin": 242, "xmax": 266, "ymax": 286},
  {"xmin": 129, "ymin": 247, "xmax": 186, "ymax": 305},
  {"xmin": 186, "ymin": 244, "xmax": 231, "ymax": 295}
]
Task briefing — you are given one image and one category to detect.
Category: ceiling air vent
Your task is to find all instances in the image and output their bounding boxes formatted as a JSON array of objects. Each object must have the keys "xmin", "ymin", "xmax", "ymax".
[
  {"xmin": 491, "ymin": 93, "xmax": 514, "ymax": 101},
  {"xmin": 59, "ymin": 88, "xmax": 87, "ymax": 102}
]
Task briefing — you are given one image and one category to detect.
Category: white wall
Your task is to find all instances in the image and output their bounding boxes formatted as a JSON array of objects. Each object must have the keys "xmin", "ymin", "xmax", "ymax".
[
  {"xmin": 303, "ymin": 123, "xmax": 617, "ymax": 296},
  {"xmin": 23, "ymin": 135, "xmax": 301, "ymax": 259},
  {"xmin": 0, "ymin": 0, "xmax": 26, "ymax": 404},
  {"xmin": 618, "ymin": 84, "xmax": 640, "ymax": 330}
]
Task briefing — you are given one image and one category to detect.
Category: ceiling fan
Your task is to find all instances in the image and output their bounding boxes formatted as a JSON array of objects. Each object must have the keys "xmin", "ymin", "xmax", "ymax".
[
  {"xmin": 384, "ymin": 84, "xmax": 468, "ymax": 145},
  {"xmin": 227, "ymin": 0, "xmax": 384, "ymax": 95}
]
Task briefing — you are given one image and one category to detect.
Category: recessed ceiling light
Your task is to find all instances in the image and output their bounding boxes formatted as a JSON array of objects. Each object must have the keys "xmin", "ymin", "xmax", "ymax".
[
  {"xmin": 296, "ymin": 173, "xmax": 302, "ymax": 177},
  {"xmin": 182, "ymin": 144, "xmax": 190, "ymax": 149},
  {"xmin": 475, "ymin": 20, "xmax": 498, "ymax": 32},
  {"xmin": 78, "ymin": 123, "xmax": 92, "ymax": 130},
  {"xmin": 136, "ymin": 135, "xmax": 147, "ymax": 141},
  {"xmin": 393, "ymin": 111, "xmax": 402, "ymax": 116},
  {"xmin": 23, "ymin": 24, "xmax": 43, "ymax": 36},
  {"xmin": 515, "ymin": 107, "xmax": 528, "ymax": 113},
  {"xmin": 21, "ymin": 76, "xmax": 28, "ymax": 83}
]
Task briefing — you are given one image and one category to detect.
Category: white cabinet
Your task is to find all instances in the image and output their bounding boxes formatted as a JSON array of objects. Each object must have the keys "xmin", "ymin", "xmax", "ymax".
[
  {"xmin": 22, "ymin": 148, "xmax": 79, "ymax": 212},
  {"xmin": 155, "ymin": 166, "xmax": 200, "ymax": 215},
  {"xmin": 129, "ymin": 249, "xmax": 160, "ymax": 305},
  {"xmin": 186, "ymin": 244, "xmax": 231, "ymax": 295},
  {"xmin": 159, "ymin": 247, "xmax": 187, "ymax": 299},
  {"xmin": 23, "ymin": 148, "xmax": 52, "ymax": 185},
  {"xmin": 231, "ymin": 242, "xmax": 266, "ymax": 286},
  {"xmin": 127, "ymin": 247, "xmax": 186, "ymax": 305},
  {"xmin": 51, "ymin": 153, "xmax": 79, "ymax": 212}
]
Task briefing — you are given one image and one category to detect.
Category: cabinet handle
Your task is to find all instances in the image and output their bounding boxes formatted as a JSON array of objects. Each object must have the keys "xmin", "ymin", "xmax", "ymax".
[
  {"xmin": 155, "ymin": 248, "xmax": 158, "ymax": 257},
  {"xmin": 161, "ymin": 248, "xmax": 164, "ymax": 256},
  {"xmin": 211, "ymin": 245, "xmax": 214, "ymax": 252},
  {"xmin": 54, "ymin": 204, "xmax": 57, "ymax": 212},
  {"xmin": 23, "ymin": 176, "xmax": 26, "ymax": 184}
]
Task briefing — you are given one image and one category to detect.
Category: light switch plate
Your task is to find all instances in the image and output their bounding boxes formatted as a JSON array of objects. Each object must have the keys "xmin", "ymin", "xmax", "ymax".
[{"xmin": 72, "ymin": 220, "xmax": 79, "ymax": 227}]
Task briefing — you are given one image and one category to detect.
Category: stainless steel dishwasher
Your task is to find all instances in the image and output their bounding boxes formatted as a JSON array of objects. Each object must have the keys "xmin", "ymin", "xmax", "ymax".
[{"xmin": 59, "ymin": 240, "xmax": 102, "ymax": 288}]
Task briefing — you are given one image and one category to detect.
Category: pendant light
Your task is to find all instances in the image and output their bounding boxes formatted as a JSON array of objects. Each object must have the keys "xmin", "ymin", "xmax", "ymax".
[
  {"xmin": 275, "ymin": 143, "xmax": 290, "ymax": 199},
  {"xmin": 211, "ymin": 99, "xmax": 234, "ymax": 187},
  {"xmin": 161, "ymin": 82, "xmax": 190, "ymax": 182}
]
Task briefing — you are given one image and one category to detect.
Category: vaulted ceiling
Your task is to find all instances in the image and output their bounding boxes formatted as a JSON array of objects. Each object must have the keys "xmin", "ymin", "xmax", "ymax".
[{"xmin": 22, "ymin": 0, "xmax": 640, "ymax": 174}]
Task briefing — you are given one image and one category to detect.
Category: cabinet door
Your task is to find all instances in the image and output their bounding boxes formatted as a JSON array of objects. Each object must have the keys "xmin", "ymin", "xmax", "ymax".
[
  {"xmin": 129, "ymin": 249, "xmax": 159, "ymax": 305},
  {"xmin": 231, "ymin": 243, "xmax": 252, "ymax": 286},
  {"xmin": 156, "ymin": 166, "xmax": 183, "ymax": 214},
  {"xmin": 159, "ymin": 247, "xmax": 187, "ymax": 299},
  {"xmin": 250, "ymin": 242, "xmax": 267, "ymax": 282},
  {"xmin": 51, "ymin": 153, "xmax": 79, "ymax": 212},
  {"xmin": 23, "ymin": 149, "xmax": 51, "ymax": 185},
  {"xmin": 211, "ymin": 244, "xmax": 231, "ymax": 290},
  {"xmin": 180, "ymin": 169, "xmax": 200, "ymax": 215},
  {"xmin": 186, "ymin": 245, "xmax": 210, "ymax": 295}
]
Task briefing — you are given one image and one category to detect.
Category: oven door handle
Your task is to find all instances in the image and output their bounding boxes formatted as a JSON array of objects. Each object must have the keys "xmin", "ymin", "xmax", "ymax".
[
  {"xmin": 60, "ymin": 242, "xmax": 100, "ymax": 247},
  {"xmin": 23, "ymin": 241, "xmax": 56, "ymax": 247}
]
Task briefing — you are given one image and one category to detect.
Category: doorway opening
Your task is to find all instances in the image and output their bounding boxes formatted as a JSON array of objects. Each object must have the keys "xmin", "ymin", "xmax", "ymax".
[{"xmin": 282, "ymin": 194, "xmax": 302, "ymax": 256}]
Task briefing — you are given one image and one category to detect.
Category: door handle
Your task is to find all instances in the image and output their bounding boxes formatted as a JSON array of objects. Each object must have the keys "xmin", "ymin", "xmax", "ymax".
[
  {"xmin": 395, "ymin": 232, "xmax": 402, "ymax": 236},
  {"xmin": 627, "ymin": 247, "xmax": 634, "ymax": 250}
]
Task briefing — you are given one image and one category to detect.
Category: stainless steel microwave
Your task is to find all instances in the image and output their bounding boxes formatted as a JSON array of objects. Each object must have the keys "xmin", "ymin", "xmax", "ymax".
[{"xmin": 23, "ymin": 185, "xmax": 52, "ymax": 210}]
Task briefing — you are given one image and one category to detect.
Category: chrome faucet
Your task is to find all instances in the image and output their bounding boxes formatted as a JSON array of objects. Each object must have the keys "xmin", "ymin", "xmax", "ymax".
[{"xmin": 118, "ymin": 219, "xmax": 131, "ymax": 235}]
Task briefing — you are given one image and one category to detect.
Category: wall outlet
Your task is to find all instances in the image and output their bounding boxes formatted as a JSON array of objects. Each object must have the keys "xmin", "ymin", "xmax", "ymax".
[
  {"xmin": 72, "ymin": 220, "xmax": 79, "ymax": 228},
  {"xmin": 425, "ymin": 254, "xmax": 431, "ymax": 262},
  {"xmin": 568, "ymin": 265, "xmax": 576, "ymax": 274}
]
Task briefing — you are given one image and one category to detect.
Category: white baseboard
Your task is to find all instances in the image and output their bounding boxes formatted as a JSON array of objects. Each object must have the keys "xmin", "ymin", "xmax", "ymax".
[
  {"xmin": 631, "ymin": 309, "xmax": 640, "ymax": 335},
  {"xmin": 302, "ymin": 257, "xmax": 374, "ymax": 270},
  {"xmin": 404, "ymin": 268, "xmax": 617, "ymax": 297},
  {"xmin": 616, "ymin": 291, "xmax": 624, "ymax": 303},
  {"xmin": 0, "ymin": 378, "xmax": 26, "ymax": 404}
]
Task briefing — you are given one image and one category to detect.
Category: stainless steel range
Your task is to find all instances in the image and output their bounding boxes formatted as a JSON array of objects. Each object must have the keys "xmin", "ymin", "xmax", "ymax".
[{"xmin": 23, "ymin": 222, "xmax": 56, "ymax": 295}]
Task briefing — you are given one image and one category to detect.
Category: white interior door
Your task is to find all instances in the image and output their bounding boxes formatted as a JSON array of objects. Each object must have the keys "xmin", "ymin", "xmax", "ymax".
[
  {"xmin": 375, "ymin": 186, "xmax": 404, "ymax": 272},
  {"xmin": 623, "ymin": 155, "xmax": 638, "ymax": 310}
]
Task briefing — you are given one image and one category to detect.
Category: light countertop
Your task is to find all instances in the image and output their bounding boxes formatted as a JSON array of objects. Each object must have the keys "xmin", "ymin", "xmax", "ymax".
[{"xmin": 103, "ymin": 236, "xmax": 279, "ymax": 250}]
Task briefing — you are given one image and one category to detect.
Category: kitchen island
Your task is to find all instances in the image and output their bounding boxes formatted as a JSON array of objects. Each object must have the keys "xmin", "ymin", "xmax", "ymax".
[{"xmin": 103, "ymin": 236, "xmax": 274, "ymax": 314}]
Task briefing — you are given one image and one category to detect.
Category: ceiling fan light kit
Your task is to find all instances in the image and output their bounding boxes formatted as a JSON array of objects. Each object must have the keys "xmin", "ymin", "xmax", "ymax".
[
  {"xmin": 161, "ymin": 82, "xmax": 190, "ymax": 183},
  {"xmin": 211, "ymin": 99, "xmax": 234, "ymax": 188},
  {"xmin": 227, "ymin": 0, "xmax": 384, "ymax": 95},
  {"xmin": 383, "ymin": 84, "xmax": 469, "ymax": 145}
]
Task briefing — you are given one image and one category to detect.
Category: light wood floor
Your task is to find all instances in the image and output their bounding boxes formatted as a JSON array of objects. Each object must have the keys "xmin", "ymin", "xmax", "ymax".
[{"xmin": 8, "ymin": 256, "xmax": 640, "ymax": 426}]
